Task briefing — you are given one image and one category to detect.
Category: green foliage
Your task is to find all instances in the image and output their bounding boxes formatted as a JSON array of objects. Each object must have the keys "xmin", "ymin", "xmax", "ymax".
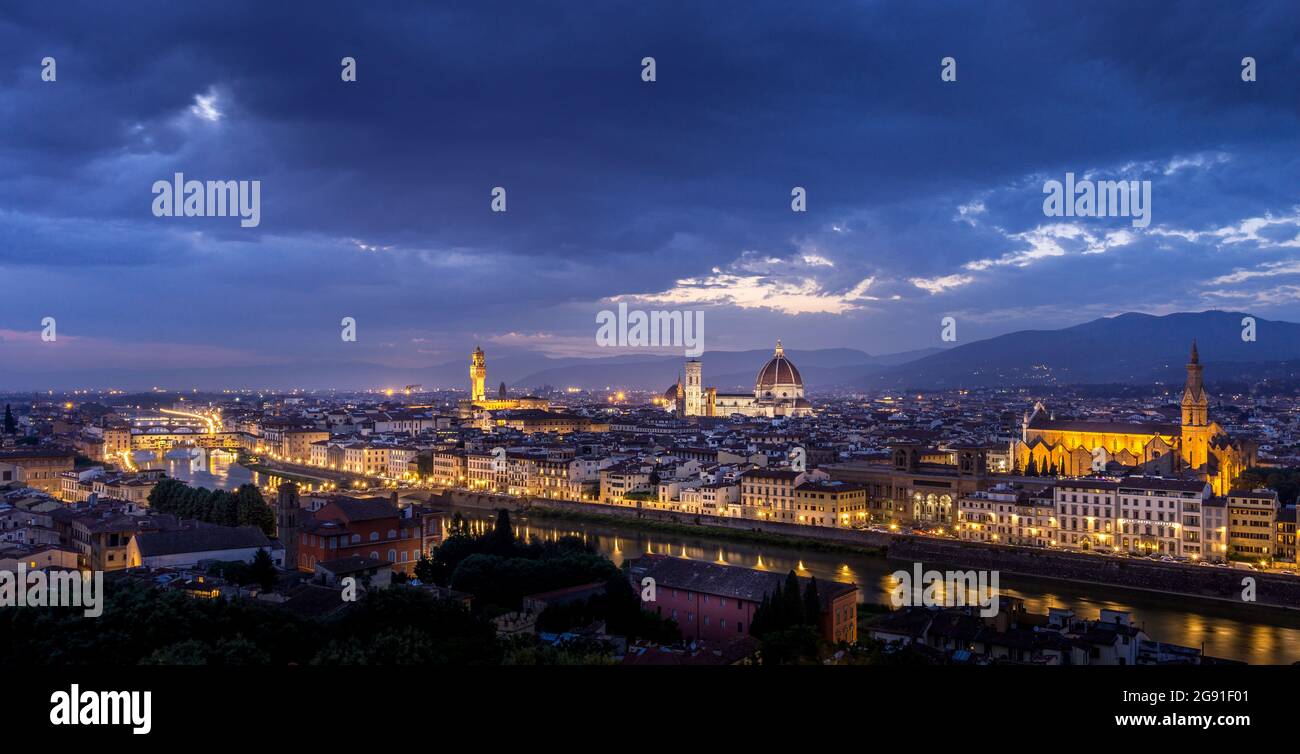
[
  {"xmin": 536, "ymin": 570, "xmax": 681, "ymax": 643},
  {"xmin": 413, "ymin": 553, "xmax": 437, "ymax": 583},
  {"xmin": 2, "ymin": 404, "xmax": 15, "ymax": 435},
  {"xmin": 427, "ymin": 515, "xmax": 592, "ymax": 588},
  {"xmin": 0, "ymin": 579, "xmax": 503, "ymax": 666},
  {"xmin": 753, "ymin": 570, "xmax": 822, "ymax": 639},
  {"xmin": 450, "ymin": 551, "xmax": 617, "ymax": 610},
  {"xmin": 147, "ymin": 479, "xmax": 274, "ymax": 535},
  {"xmin": 0, "ymin": 580, "xmax": 312, "ymax": 666},
  {"xmin": 313, "ymin": 587, "xmax": 501, "ymax": 665},
  {"xmin": 142, "ymin": 636, "xmax": 271, "ymax": 666},
  {"xmin": 248, "ymin": 548, "xmax": 276, "ymax": 592},
  {"xmin": 781, "ymin": 570, "xmax": 803, "ymax": 623},
  {"xmin": 750, "ymin": 571, "xmax": 832, "ymax": 664},
  {"xmin": 204, "ymin": 551, "xmax": 276, "ymax": 593},
  {"xmin": 500, "ymin": 635, "xmax": 618, "ymax": 665},
  {"xmin": 490, "ymin": 508, "xmax": 515, "ymax": 554},
  {"xmin": 0, "ymin": 508, "xmax": 691, "ymax": 666},
  {"xmin": 758, "ymin": 626, "xmax": 822, "ymax": 665},
  {"xmin": 838, "ymin": 637, "xmax": 939, "ymax": 666},
  {"xmin": 802, "ymin": 578, "xmax": 821, "ymax": 629}
]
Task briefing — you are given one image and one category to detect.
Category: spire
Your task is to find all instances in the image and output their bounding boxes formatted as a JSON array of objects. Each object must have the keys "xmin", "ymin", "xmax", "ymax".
[
  {"xmin": 774, "ymin": 339, "xmax": 784, "ymax": 357},
  {"xmin": 1182, "ymin": 339, "xmax": 1207, "ymax": 426}
]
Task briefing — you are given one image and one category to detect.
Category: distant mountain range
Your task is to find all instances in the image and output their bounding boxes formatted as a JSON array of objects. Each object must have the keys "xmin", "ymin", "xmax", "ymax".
[
  {"xmin": 507, "ymin": 346, "xmax": 944, "ymax": 392},
  {"xmin": 2, "ymin": 311, "xmax": 1296, "ymax": 392},
  {"xmin": 860, "ymin": 311, "xmax": 1300, "ymax": 389},
  {"xmin": 0, "ymin": 347, "xmax": 943, "ymax": 393}
]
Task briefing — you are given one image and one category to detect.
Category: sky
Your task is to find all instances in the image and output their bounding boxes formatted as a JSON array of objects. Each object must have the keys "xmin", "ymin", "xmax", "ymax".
[{"xmin": 1, "ymin": 0, "xmax": 1298, "ymax": 385}]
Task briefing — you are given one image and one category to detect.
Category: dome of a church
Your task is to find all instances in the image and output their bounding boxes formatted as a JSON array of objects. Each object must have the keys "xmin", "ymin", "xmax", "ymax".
[{"xmin": 755, "ymin": 340, "xmax": 803, "ymax": 397}]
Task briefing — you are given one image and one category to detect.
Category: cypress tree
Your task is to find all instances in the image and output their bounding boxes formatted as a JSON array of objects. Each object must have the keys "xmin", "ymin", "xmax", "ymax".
[
  {"xmin": 802, "ymin": 578, "xmax": 822, "ymax": 627},
  {"xmin": 782, "ymin": 570, "xmax": 803, "ymax": 626},
  {"xmin": 751, "ymin": 593, "xmax": 770, "ymax": 637},
  {"xmin": 1026, "ymin": 456, "xmax": 1038, "ymax": 476},
  {"xmin": 210, "ymin": 490, "xmax": 236, "ymax": 527},
  {"xmin": 491, "ymin": 508, "xmax": 515, "ymax": 553},
  {"xmin": 766, "ymin": 586, "xmax": 784, "ymax": 632}
]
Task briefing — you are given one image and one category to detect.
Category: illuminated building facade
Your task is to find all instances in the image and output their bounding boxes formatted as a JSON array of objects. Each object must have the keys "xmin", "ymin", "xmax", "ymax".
[
  {"xmin": 826, "ymin": 445, "xmax": 994, "ymax": 527},
  {"xmin": 0, "ymin": 449, "xmax": 76, "ymax": 495},
  {"xmin": 1227, "ymin": 489, "xmax": 1279, "ymax": 560},
  {"xmin": 664, "ymin": 341, "xmax": 814, "ymax": 419},
  {"xmin": 457, "ymin": 346, "xmax": 549, "ymax": 419},
  {"xmin": 1011, "ymin": 342, "xmax": 1254, "ymax": 495},
  {"xmin": 470, "ymin": 346, "xmax": 487, "ymax": 402},
  {"xmin": 628, "ymin": 554, "xmax": 858, "ymax": 644},
  {"xmin": 297, "ymin": 496, "xmax": 423, "ymax": 575},
  {"xmin": 792, "ymin": 480, "xmax": 868, "ymax": 527},
  {"xmin": 956, "ymin": 485, "xmax": 1055, "ymax": 547}
]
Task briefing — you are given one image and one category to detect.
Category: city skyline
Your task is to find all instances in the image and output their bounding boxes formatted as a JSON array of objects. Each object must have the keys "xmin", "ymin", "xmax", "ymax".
[
  {"xmin": 7, "ymin": 1, "xmax": 1300, "ymax": 731},
  {"xmin": 1, "ymin": 308, "xmax": 1296, "ymax": 392},
  {"xmin": 2, "ymin": 1, "xmax": 1299, "ymax": 384}
]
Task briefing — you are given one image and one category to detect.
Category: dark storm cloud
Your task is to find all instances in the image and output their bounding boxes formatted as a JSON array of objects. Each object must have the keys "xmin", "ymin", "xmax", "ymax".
[{"xmin": 0, "ymin": 0, "xmax": 1297, "ymax": 380}]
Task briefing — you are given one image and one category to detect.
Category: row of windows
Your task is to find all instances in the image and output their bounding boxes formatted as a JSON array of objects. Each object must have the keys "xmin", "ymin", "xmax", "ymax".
[
  {"xmin": 660, "ymin": 607, "xmax": 746, "ymax": 633},
  {"xmin": 303, "ymin": 529, "xmax": 416, "ymax": 547}
]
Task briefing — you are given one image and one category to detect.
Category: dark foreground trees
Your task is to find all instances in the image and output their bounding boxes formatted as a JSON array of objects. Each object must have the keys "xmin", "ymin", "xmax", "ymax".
[
  {"xmin": 0, "ymin": 508, "xmax": 682, "ymax": 665},
  {"xmin": 750, "ymin": 571, "xmax": 831, "ymax": 664},
  {"xmin": 0, "ymin": 579, "xmax": 501, "ymax": 666}
]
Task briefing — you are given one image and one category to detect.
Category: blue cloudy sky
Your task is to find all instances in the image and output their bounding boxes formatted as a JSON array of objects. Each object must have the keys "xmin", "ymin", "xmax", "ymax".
[{"xmin": 1, "ymin": 0, "xmax": 1298, "ymax": 381}]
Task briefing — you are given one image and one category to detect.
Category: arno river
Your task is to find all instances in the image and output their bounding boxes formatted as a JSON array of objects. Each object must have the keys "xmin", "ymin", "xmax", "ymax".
[
  {"xmin": 448, "ymin": 506, "xmax": 1300, "ymax": 665},
  {"xmin": 154, "ymin": 458, "xmax": 1300, "ymax": 664}
]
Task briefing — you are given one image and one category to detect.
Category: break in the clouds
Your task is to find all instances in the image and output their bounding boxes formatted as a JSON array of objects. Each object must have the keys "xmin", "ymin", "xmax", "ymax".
[{"xmin": 0, "ymin": 0, "xmax": 1298, "ymax": 386}]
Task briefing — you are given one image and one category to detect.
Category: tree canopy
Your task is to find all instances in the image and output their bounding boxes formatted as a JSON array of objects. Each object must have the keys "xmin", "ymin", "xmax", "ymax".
[{"xmin": 147, "ymin": 479, "xmax": 275, "ymax": 535}]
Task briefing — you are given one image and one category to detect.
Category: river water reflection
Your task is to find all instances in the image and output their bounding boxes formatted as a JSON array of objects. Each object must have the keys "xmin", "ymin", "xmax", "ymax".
[
  {"xmin": 448, "ymin": 507, "xmax": 1300, "ymax": 665},
  {"xmin": 140, "ymin": 455, "xmax": 256, "ymax": 490}
]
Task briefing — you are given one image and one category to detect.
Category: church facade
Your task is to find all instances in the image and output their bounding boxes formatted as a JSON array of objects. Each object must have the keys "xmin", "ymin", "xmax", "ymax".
[
  {"xmin": 1010, "ymin": 342, "xmax": 1254, "ymax": 495},
  {"xmin": 665, "ymin": 341, "xmax": 814, "ymax": 419}
]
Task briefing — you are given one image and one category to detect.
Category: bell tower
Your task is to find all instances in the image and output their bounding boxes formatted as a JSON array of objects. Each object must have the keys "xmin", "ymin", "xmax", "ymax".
[
  {"xmin": 276, "ymin": 482, "xmax": 301, "ymax": 571},
  {"xmin": 1180, "ymin": 340, "xmax": 1210, "ymax": 469},
  {"xmin": 470, "ymin": 347, "xmax": 487, "ymax": 402},
  {"xmin": 684, "ymin": 359, "xmax": 704, "ymax": 416},
  {"xmin": 1181, "ymin": 340, "xmax": 1207, "ymax": 427}
]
